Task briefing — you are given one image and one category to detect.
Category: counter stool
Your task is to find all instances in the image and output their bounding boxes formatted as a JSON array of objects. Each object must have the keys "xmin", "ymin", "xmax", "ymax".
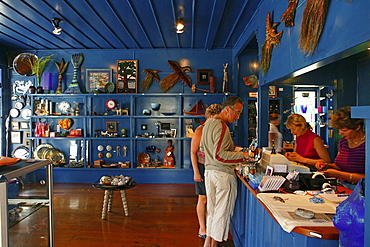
[{"xmin": 92, "ymin": 179, "xmax": 137, "ymax": 219}]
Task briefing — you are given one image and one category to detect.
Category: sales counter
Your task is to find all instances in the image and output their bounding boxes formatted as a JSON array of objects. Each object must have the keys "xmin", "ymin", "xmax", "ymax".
[{"xmin": 230, "ymin": 171, "xmax": 340, "ymax": 247}]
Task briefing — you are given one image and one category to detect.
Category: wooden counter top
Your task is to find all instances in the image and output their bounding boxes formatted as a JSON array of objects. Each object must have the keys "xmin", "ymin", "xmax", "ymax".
[{"xmin": 235, "ymin": 171, "xmax": 339, "ymax": 240}]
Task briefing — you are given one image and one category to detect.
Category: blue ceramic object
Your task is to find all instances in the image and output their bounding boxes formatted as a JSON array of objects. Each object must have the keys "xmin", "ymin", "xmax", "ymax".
[{"xmin": 151, "ymin": 103, "xmax": 160, "ymax": 111}]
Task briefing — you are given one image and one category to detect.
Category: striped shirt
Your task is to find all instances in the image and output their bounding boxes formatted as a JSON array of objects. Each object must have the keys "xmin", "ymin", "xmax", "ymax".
[{"xmin": 334, "ymin": 138, "xmax": 365, "ymax": 174}]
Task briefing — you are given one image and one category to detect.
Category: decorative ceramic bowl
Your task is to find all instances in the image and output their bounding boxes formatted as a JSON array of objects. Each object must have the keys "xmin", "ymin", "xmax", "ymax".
[{"xmin": 151, "ymin": 103, "xmax": 161, "ymax": 111}]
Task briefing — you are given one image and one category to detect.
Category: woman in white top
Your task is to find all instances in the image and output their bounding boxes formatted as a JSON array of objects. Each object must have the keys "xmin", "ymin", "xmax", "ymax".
[{"xmin": 268, "ymin": 113, "xmax": 283, "ymax": 153}]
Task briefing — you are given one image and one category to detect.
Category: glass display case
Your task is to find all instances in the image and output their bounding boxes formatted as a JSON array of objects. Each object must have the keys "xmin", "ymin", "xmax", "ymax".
[{"xmin": 0, "ymin": 159, "xmax": 53, "ymax": 247}]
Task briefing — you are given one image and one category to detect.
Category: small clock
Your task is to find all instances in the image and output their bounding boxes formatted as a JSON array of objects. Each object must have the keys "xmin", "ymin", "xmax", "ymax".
[
  {"xmin": 14, "ymin": 101, "xmax": 25, "ymax": 110},
  {"xmin": 106, "ymin": 99, "xmax": 117, "ymax": 109},
  {"xmin": 58, "ymin": 101, "xmax": 71, "ymax": 113}
]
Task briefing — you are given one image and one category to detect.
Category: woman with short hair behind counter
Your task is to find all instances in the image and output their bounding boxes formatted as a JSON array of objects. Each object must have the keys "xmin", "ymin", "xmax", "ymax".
[
  {"xmin": 284, "ymin": 114, "xmax": 331, "ymax": 167},
  {"xmin": 316, "ymin": 106, "xmax": 365, "ymax": 190}
]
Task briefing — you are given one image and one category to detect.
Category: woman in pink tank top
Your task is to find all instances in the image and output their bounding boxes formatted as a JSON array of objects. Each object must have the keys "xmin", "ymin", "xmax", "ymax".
[{"xmin": 284, "ymin": 114, "xmax": 331, "ymax": 167}]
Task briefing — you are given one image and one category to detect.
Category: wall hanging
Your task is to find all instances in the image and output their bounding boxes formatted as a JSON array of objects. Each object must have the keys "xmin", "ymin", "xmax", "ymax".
[
  {"xmin": 299, "ymin": 0, "xmax": 330, "ymax": 55},
  {"xmin": 141, "ymin": 69, "xmax": 160, "ymax": 91},
  {"xmin": 281, "ymin": 0, "xmax": 299, "ymax": 27},
  {"xmin": 159, "ymin": 60, "xmax": 191, "ymax": 93},
  {"xmin": 261, "ymin": 11, "xmax": 283, "ymax": 75}
]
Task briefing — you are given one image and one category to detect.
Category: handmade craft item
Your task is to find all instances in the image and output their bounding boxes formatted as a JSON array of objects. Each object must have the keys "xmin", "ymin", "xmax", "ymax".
[
  {"xmin": 64, "ymin": 53, "xmax": 83, "ymax": 93},
  {"xmin": 159, "ymin": 60, "xmax": 191, "ymax": 92},
  {"xmin": 141, "ymin": 69, "xmax": 160, "ymax": 91},
  {"xmin": 222, "ymin": 63, "xmax": 229, "ymax": 93},
  {"xmin": 243, "ymin": 75, "xmax": 259, "ymax": 88},
  {"xmin": 281, "ymin": 0, "xmax": 299, "ymax": 27},
  {"xmin": 299, "ymin": 0, "xmax": 330, "ymax": 56},
  {"xmin": 54, "ymin": 58, "xmax": 69, "ymax": 94},
  {"xmin": 261, "ymin": 11, "xmax": 283, "ymax": 75}
]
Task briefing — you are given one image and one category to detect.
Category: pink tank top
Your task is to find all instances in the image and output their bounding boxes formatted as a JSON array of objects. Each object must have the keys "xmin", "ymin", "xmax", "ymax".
[{"xmin": 295, "ymin": 129, "xmax": 320, "ymax": 160}]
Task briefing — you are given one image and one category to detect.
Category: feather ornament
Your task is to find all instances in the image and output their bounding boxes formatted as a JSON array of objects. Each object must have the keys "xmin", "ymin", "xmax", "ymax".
[
  {"xmin": 141, "ymin": 69, "xmax": 160, "ymax": 91},
  {"xmin": 299, "ymin": 0, "xmax": 330, "ymax": 56},
  {"xmin": 159, "ymin": 60, "xmax": 192, "ymax": 93}
]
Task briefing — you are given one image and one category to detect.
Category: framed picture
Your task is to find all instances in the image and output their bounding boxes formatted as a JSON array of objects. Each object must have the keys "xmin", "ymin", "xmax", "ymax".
[
  {"xmin": 11, "ymin": 131, "xmax": 22, "ymax": 144},
  {"xmin": 106, "ymin": 121, "xmax": 118, "ymax": 132},
  {"xmin": 116, "ymin": 60, "xmax": 138, "ymax": 94},
  {"xmin": 20, "ymin": 122, "xmax": 29, "ymax": 129},
  {"xmin": 86, "ymin": 69, "xmax": 113, "ymax": 92},
  {"xmin": 248, "ymin": 92, "xmax": 258, "ymax": 98},
  {"xmin": 161, "ymin": 123, "xmax": 171, "ymax": 131},
  {"xmin": 197, "ymin": 69, "xmax": 212, "ymax": 85},
  {"xmin": 11, "ymin": 121, "xmax": 20, "ymax": 130},
  {"xmin": 269, "ymin": 86, "xmax": 278, "ymax": 97},
  {"xmin": 171, "ymin": 129, "xmax": 177, "ymax": 138},
  {"xmin": 25, "ymin": 139, "xmax": 31, "ymax": 147}
]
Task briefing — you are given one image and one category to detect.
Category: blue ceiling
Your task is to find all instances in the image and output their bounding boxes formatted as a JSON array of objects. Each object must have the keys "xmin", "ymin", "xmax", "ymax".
[{"xmin": 0, "ymin": 0, "xmax": 262, "ymax": 51}]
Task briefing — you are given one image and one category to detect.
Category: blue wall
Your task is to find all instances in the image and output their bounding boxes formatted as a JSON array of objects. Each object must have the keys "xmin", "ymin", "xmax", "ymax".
[
  {"xmin": 234, "ymin": 0, "xmax": 370, "ymax": 85},
  {"xmin": 10, "ymin": 49, "xmax": 233, "ymax": 94}
]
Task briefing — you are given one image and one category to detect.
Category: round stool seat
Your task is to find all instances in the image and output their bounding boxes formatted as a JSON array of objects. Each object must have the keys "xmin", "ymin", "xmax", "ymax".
[{"xmin": 92, "ymin": 178, "xmax": 137, "ymax": 219}]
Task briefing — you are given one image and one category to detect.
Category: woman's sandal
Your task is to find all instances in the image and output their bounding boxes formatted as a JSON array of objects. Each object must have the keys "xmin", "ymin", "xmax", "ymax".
[{"xmin": 197, "ymin": 234, "xmax": 206, "ymax": 239}]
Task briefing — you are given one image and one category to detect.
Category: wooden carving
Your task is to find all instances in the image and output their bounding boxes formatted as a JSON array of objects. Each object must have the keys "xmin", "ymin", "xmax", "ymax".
[
  {"xmin": 261, "ymin": 11, "xmax": 283, "ymax": 75},
  {"xmin": 281, "ymin": 0, "xmax": 299, "ymax": 27},
  {"xmin": 159, "ymin": 60, "xmax": 192, "ymax": 93}
]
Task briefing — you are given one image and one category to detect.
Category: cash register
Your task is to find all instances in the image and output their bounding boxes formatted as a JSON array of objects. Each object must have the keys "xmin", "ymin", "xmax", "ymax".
[{"xmin": 260, "ymin": 148, "xmax": 311, "ymax": 174}]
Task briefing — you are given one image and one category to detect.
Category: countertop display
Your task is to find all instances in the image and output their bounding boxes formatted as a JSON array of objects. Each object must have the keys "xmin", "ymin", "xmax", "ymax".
[
  {"xmin": 230, "ymin": 171, "xmax": 341, "ymax": 247},
  {"xmin": 0, "ymin": 159, "xmax": 53, "ymax": 247}
]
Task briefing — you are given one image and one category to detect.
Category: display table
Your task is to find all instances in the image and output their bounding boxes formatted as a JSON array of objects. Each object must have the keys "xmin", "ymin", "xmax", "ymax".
[
  {"xmin": 230, "ymin": 171, "xmax": 340, "ymax": 247},
  {"xmin": 0, "ymin": 159, "xmax": 53, "ymax": 247},
  {"xmin": 92, "ymin": 179, "xmax": 137, "ymax": 219}
]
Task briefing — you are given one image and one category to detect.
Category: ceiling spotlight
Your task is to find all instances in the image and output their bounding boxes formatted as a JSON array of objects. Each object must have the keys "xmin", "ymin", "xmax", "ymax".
[
  {"xmin": 51, "ymin": 18, "xmax": 62, "ymax": 35},
  {"xmin": 176, "ymin": 18, "xmax": 184, "ymax": 33}
]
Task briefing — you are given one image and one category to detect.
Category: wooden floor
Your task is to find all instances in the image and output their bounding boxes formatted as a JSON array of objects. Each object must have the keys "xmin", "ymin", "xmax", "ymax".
[{"xmin": 9, "ymin": 183, "xmax": 235, "ymax": 247}]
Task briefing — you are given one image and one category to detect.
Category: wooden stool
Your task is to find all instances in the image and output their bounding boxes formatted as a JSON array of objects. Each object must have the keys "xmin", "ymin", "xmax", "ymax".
[{"xmin": 92, "ymin": 180, "xmax": 137, "ymax": 219}]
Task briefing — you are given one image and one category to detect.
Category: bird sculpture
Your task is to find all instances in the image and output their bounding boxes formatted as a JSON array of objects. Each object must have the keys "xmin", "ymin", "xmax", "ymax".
[{"xmin": 261, "ymin": 11, "xmax": 283, "ymax": 75}]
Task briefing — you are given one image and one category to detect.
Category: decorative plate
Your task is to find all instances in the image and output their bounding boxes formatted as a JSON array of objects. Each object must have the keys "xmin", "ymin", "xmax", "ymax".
[
  {"xmin": 33, "ymin": 144, "xmax": 54, "ymax": 159},
  {"xmin": 137, "ymin": 152, "xmax": 150, "ymax": 164},
  {"xmin": 13, "ymin": 53, "xmax": 38, "ymax": 76},
  {"xmin": 104, "ymin": 82, "xmax": 115, "ymax": 93},
  {"xmin": 161, "ymin": 112, "xmax": 176, "ymax": 116},
  {"xmin": 106, "ymin": 145, "xmax": 113, "ymax": 151},
  {"xmin": 43, "ymin": 148, "xmax": 66, "ymax": 164},
  {"xmin": 9, "ymin": 108, "xmax": 20, "ymax": 118},
  {"xmin": 14, "ymin": 101, "xmax": 25, "ymax": 110},
  {"xmin": 11, "ymin": 146, "xmax": 30, "ymax": 159},
  {"xmin": 21, "ymin": 109, "xmax": 32, "ymax": 120},
  {"xmin": 106, "ymin": 152, "xmax": 113, "ymax": 158},
  {"xmin": 97, "ymin": 145, "xmax": 104, "ymax": 151}
]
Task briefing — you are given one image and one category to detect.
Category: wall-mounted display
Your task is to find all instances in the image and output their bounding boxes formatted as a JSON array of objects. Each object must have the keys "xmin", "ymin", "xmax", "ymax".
[
  {"xmin": 197, "ymin": 69, "xmax": 212, "ymax": 85},
  {"xmin": 116, "ymin": 60, "xmax": 138, "ymax": 94},
  {"xmin": 11, "ymin": 132, "xmax": 22, "ymax": 144},
  {"xmin": 86, "ymin": 69, "xmax": 113, "ymax": 92},
  {"xmin": 106, "ymin": 121, "xmax": 118, "ymax": 132},
  {"xmin": 269, "ymin": 86, "xmax": 278, "ymax": 97},
  {"xmin": 11, "ymin": 122, "xmax": 20, "ymax": 130},
  {"xmin": 20, "ymin": 122, "xmax": 29, "ymax": 129}
]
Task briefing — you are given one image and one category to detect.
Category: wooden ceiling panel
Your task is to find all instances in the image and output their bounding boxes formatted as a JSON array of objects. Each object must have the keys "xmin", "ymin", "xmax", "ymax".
[{"xmin": 0, "ymin": 0, "xmax": 262, "ymax": 50}]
